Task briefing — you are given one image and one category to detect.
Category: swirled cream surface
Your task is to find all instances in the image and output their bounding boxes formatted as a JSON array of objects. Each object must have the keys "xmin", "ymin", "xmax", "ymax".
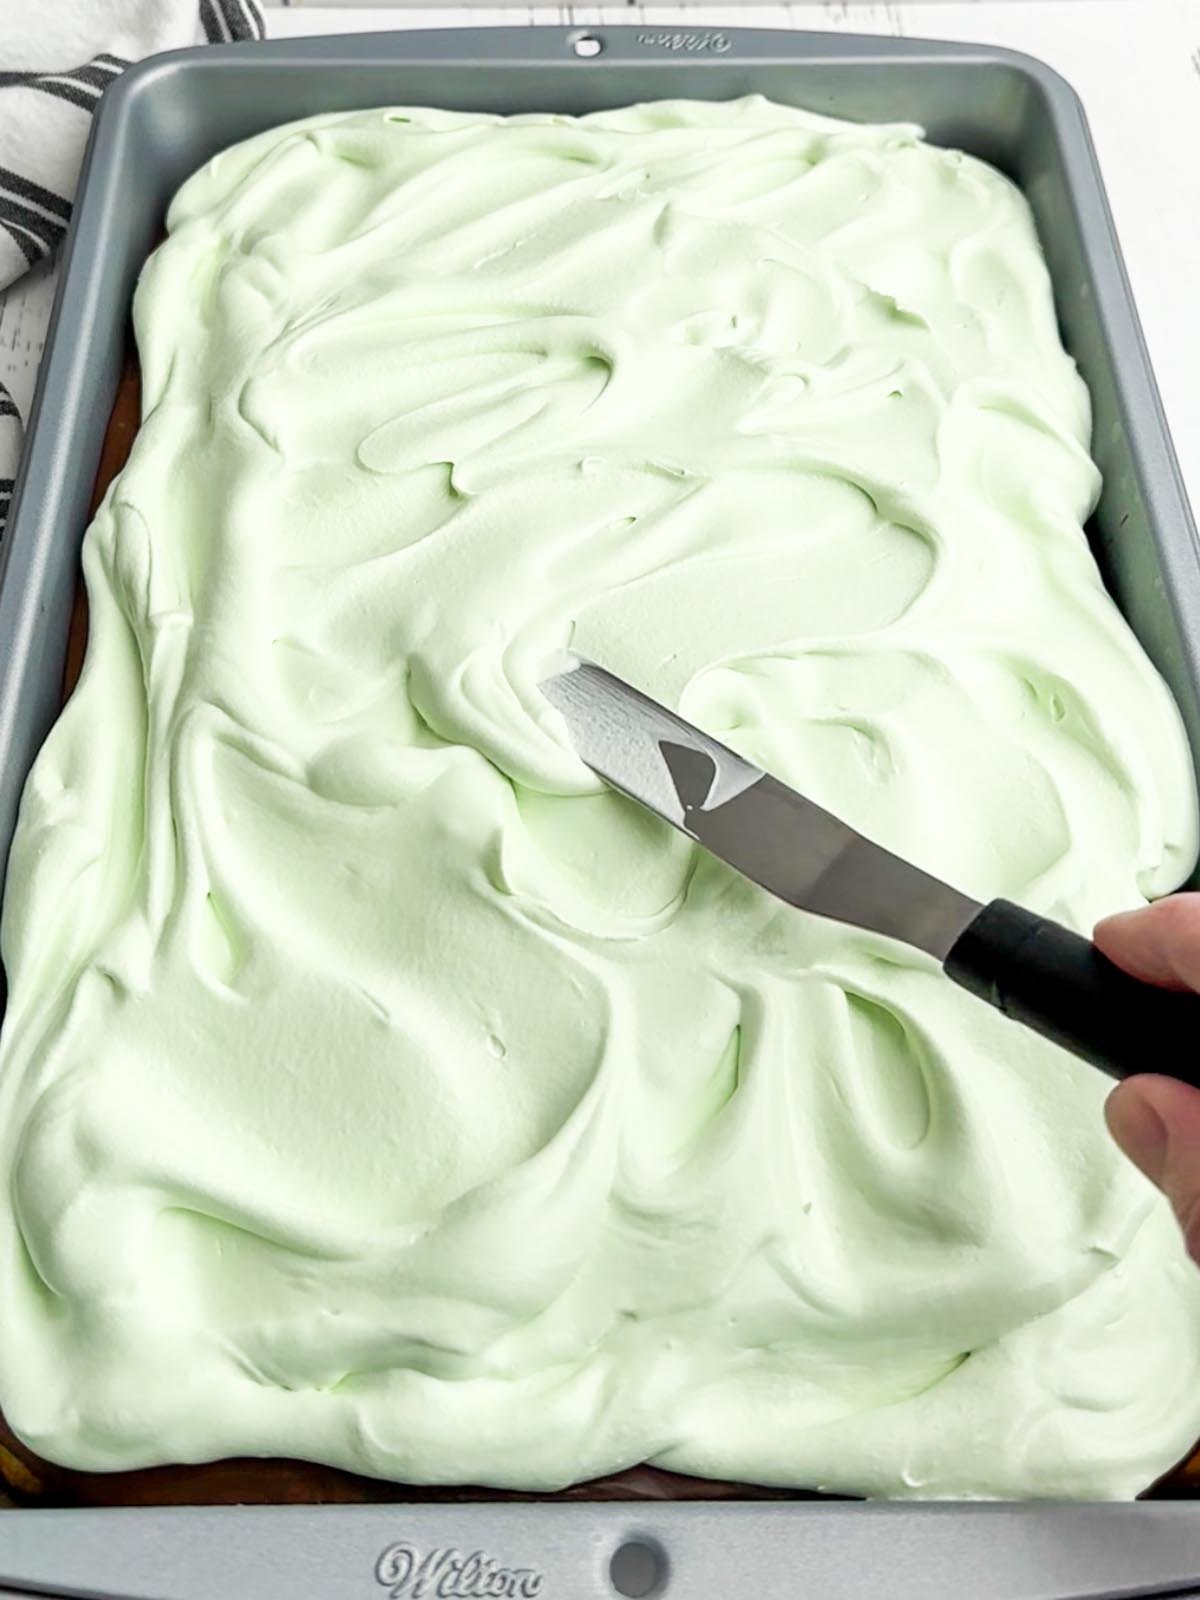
[{"xmin": 2, "ymin": 98, "xmax": 1200, "ymax": 1499}]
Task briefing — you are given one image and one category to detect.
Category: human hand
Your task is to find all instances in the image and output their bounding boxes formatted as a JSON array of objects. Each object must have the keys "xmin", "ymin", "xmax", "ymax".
[{"xmin": 1096, "ymin": 894, "xmax": 1200, "ymax": 1261}]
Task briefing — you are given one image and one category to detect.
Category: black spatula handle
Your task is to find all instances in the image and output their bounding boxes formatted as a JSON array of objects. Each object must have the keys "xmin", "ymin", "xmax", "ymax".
[{"xmin": 944, "ymin": 898, "xmax": 1200, "ymax": 1085}]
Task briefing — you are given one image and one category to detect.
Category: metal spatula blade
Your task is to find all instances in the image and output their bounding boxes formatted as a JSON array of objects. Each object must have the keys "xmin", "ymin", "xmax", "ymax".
[
  {"xmin": 540, "ymin": 658, "xmax": 979, "ymax": 960},
  {"xmin": 540, "ymin": 658, "xmax": 1200, "ymax": 1084}
]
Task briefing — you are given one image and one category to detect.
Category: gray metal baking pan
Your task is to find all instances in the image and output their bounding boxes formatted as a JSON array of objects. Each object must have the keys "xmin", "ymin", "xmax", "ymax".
[{"xmin": 2, "ymin": 25, "xmax": 1200, "ymax": 1600}]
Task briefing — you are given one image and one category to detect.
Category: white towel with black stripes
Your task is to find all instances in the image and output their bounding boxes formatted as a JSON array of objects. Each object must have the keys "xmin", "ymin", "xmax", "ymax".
[{"xmin": 0, "ymin": 0, "xmax": 265, "ymax": 532}]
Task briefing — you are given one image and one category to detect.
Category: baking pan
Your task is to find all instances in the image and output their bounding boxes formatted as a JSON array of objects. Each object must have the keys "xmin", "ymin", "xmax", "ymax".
[{"xmin": 2, "ymin": 25, "xmax": 1200, "ymax": 1600}]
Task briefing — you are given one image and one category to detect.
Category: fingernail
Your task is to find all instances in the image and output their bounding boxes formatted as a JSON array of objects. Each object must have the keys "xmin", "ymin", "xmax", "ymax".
[{"xmin": 1106, "ymin": 1088, "xmax": 1168, "ymax": 1187}]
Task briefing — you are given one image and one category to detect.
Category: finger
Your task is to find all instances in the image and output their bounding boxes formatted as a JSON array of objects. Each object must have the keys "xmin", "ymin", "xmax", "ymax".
[
  {"xmin": 1107, "ymin": 1075, "xmax": 1200, "ymax": 1262},
  {"xmin": 1094, "ymin": 894, "xmax": 1200, "ymax": 992}
]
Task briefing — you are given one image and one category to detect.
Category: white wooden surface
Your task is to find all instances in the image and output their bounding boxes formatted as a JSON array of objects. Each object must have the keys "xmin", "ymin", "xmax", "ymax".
[{"xmin": 261, "ymin": 1, "xmax": 1200, "ymax": 520}]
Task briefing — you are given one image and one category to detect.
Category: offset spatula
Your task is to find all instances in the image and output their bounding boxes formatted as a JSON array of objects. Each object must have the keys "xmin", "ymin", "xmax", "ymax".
[{"xmin": 541, "ymin": 659, "xmax": 1200, "ymax": 1083}]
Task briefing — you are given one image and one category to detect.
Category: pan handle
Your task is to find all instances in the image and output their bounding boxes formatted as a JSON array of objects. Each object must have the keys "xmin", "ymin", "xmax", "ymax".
[
  {"xmin": 5, "ymin": 1501, "xmax": 1200, "ymax": 1599},
  {"xmin": 554, "ymin": 23, "xmax": 973, "ymax": 65}
]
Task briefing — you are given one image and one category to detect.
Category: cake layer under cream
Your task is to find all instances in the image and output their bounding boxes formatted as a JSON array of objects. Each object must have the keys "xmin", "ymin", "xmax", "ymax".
[{"xmin": 2, "ymin": 98, "xmax": 1199, "ymax": 1498}]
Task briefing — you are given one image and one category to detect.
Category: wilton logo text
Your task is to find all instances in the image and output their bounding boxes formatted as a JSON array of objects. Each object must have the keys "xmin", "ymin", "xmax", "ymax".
[
  {"xmin": 375, "ymin": 1542, "xmax": 545, "ymax": 1600},
  {"xmin": 635, "ymin": 31, "xmax": 732, "ymax": 52}
]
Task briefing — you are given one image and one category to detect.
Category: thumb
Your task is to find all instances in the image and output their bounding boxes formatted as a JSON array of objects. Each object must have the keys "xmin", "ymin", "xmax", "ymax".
[
  {"xmin": 1106, "ymin": 1074, "xmax": 1200, "ymax": 1262},
  {"xmin": 1094, "ymin": 892, "xmax": 1200, "ymax": 990}
]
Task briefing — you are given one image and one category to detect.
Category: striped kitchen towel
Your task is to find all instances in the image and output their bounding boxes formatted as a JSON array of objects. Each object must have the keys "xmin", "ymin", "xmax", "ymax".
[{"xmin": 0, "ymin": 0, "xmax": 265, "ymax": 533}]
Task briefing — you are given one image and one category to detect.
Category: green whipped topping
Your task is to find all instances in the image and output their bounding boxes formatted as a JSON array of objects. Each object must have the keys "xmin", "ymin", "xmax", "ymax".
[{"xmin": 2, "ymin": 97, "xmax": 1199, "ymax": 1498}]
